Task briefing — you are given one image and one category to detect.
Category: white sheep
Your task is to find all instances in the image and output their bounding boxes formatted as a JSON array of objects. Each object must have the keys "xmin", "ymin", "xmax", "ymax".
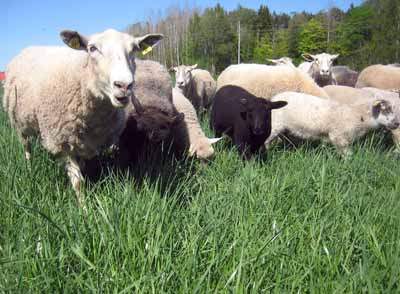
[
  {"xmin": 3, "ymin": 29, "xmax": 163, "ymax": 203},
  {"xmin": 171, "ymin": 88, "xmax": 222, "ymax": 160},
  {"xmin": 266, "ymin": 57, "xmax": 295, "ymax": 68},
  {"xmin": 171, "ymin": 64, "xmax": 217, "ymax": 113},
  {"xmin": 217, "ymin": 64, "xmax": 329, "ymax": 99},
  {"xmin": 265, "ymin": 92, "xmax": 399, "ymax": 156},
  {"xmin": 324, "ymin": 85, "xmax": 400, "ymax": 147},
  {"xmin": 356, "ymin": 65, "xmax": 400, "ymax": 90},
  {"xmin": 298, "ymin": 53, "xmax": 339, "ymax": 87}
]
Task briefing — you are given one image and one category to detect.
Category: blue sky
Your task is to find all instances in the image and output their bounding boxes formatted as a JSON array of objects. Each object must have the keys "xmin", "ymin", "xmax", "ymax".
[{"xmin": 2, "ymin": 0, "xmax": 362, "ymax": 70}]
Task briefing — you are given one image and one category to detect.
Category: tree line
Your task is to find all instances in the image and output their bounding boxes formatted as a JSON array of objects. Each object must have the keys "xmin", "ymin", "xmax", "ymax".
[{"xmin": 126, "ymin": 0, "xmax": 400, "ymax": 75}]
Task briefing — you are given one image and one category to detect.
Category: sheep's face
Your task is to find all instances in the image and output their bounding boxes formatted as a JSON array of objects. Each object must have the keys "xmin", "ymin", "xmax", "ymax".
[
  {"xmin": 60, "ymin": 29, "xmax": 163, "ymax": 109},
  {"xmin": 189, "ymin": 138, "xmax": 223, "ymax": 160},
  {"xmin": 302, "ymin": 53, "xmax": 339, "ymax": 77},
  {"xmin": 172, "ymin": 64, "xmax": 197, "ymax": 90},
  {"xmin": 372, "ymin": 100, "xmax": 400, "ymax": 130},
  {"xmin": 136, "ymin": 110, "xmax": 184, "ymax": 143},
  {"xmin": 240, "ymin": 98, "xmax": 287, "ymax": 136}
]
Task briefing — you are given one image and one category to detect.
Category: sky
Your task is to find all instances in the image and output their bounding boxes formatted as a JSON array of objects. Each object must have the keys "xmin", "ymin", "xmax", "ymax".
[{"xmin": 1, "ymin": 0, "xmax": 362, "ymax": 70}]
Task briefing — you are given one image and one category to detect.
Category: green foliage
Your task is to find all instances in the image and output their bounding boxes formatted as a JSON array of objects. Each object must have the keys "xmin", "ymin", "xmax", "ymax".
[
  {"xmin": 299, "ymin": 18, "xmax": 327, "ymax": 54},
  {"xmin": 253, "ymin": 34, "xmax": 273, "ymax": 63}
]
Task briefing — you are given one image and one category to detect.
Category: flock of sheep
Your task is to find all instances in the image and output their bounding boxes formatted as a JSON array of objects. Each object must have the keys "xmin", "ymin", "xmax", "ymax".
[{"xmin": 3, "ymin": 28, "xmax": 400, "ymax": 204}]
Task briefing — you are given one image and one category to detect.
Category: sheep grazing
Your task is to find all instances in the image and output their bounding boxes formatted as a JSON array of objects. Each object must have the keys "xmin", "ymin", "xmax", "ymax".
[
  {"xmin": 217, "ymin": 64, "xmax": 329, "ymax": 99},
  {"xmin": 211, "ymin": 85, "xmax": 287, "ymax": 159},
  {"xmin": 3, "ymin": 29, "xmax": 163, "ymax": 203},
  {"xmin": 331, "ymin": 66, "xmax": 359, "ymax": 87},
  {"xmin": 324, "ymin": 85, "xmax": 400, "ymax": 147},
  {"xmin": 298, "ymin": 53, "xmax": 339, "ymax": 87},
  {"xmin": 267, "ymin": 57, "xmax": 295, "ymax": 68},
  {"xmin": 171, "ymin": 88, "xmax": 222, "ymax": 160},
  {"xmin": 119, "ymin": 59, "xmax": 184, "ymax": 164},
  {"xmin": 171, "ymin": 64, "xmax": 217, "ymax": 113},
  {"xmin": 356, "ymin": 64, "xmax": 400, "ymax": 90},
  {"xmin": 266, "ymin": 92, "xmax": 399, "ymax": 157}
]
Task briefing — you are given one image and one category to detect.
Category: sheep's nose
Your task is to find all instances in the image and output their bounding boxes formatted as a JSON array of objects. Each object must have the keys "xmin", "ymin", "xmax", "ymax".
[{"xmin": 114, "ymin": 81, "xmax": 133, "ymax": 91}]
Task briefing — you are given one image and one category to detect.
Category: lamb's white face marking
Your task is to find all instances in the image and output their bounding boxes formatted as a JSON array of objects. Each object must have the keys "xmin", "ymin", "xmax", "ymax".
[
  {"xmin": 60, "ymin": 29, "xmax": 163, "ymax": 108},
  {"xmin": 173, "ymin": 64, "xmax": 197, "ymax": 90},
  {"xmin": 303, "ymin": 53, "xmax": 339, "ymax": 77}
]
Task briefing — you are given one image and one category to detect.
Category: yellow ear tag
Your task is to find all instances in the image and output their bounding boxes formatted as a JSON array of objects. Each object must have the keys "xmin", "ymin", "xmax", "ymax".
[
  {"xmin": 69, "ymin": 37, "xmax": 81, "ymax": 49},
  {"xmin": 142, "ymin": 45, "xmax": 153, "ymax": 56}
]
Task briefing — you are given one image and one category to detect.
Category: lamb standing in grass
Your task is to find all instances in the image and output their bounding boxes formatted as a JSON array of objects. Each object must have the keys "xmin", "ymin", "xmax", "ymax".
[
  {"xmin": 265, "ymin": 92, "xmax": 399, "ymax": 156},
  {"xmin": 171, "ymin": 64, "xmax": 217, "ymax": 113},
  {"xmin": 3, "ymin": 29, "xmax": 163, "ymax": 203},
  {"xmin": 324, "ymin": 85, "xmax": 400, "ymax": 148},
  {"xmin": 217, "ymin": 64, "xmax": 329, "ymax": 99},
  {"xmin": 171, "ymin": 88, "xmax": 222, "ymax": 160}
]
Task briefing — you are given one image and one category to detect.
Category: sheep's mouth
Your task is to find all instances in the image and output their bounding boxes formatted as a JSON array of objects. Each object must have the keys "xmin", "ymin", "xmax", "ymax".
[{"xmin": 114, "ymin": 96, "xmax": 129, "ymax": 105}]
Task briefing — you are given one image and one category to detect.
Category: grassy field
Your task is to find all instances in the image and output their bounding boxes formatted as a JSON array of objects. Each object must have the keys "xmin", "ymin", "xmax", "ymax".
[{"xmin": 1, "ymin": 84, "xmax": 400, "ymax": 292}]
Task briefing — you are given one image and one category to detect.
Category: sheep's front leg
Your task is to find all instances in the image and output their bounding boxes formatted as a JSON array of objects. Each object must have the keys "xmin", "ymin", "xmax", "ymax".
[
  {"xmin": 330, "ymin": 133, "xmax": 352, "ymax": 159},
  {"xmin": 65, "ymin": 156, "xmax": 85, "ymax": 206}
]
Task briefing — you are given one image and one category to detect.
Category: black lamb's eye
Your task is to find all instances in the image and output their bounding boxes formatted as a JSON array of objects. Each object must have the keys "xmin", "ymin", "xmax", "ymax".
[{"xmin": 88, "ymin": 45, "xmax": 97, "ymax": 53}]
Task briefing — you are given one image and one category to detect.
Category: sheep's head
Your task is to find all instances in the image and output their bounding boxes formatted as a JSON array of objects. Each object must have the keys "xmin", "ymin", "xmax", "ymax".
[
  {"xmin": 302, "ymin": 53, "xmax": 339, "ymax": 78},
  {"xmin": 60, "ymin": 29, "xmax": 163, "ymax": 109},
  {"xmin": 170, "ymin": 64, "xmax": 197, "ymax": 90},
  {"xmin": 240, "ymin": 97, "xmax": 287, "ymax": 136},
  {"xmin": 372, "ymin": 99, "xmax": 400, "ymax": 130},
  {"xmin": 136, "ymin": 109, "xmax": 184, "ymax": 143}
]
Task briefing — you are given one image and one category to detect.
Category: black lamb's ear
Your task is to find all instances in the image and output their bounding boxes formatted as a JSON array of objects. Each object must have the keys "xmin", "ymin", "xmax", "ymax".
[{"xmin": 269, "ymin": 101, "xmax": 288, "ymax": 110}]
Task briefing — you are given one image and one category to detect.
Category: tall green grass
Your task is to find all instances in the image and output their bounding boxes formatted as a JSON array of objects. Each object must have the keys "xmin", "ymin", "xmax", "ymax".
[{"xmin": 1, "ymin": 85, "xmax": 400, "ymax": 292}]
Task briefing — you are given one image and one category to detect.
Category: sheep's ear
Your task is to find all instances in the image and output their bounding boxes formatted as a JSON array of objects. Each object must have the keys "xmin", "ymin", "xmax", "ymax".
[
  {"xmin": 60, "ymin": 30, "xmax": 88, "ymax": 51},
  {"xmin": 134, "ymin": 34, "xmax": 164, "ymax": 52},
  {"xmin": 372, "ymin": 100, "xmax": 388, "ymax": 117},
  {"xmin": 131, "ymin": 96, "xmax": 144, "ymax": 115},
  {"xmin": 169, "ymin": 67, "xmax": 178, "ymax": 73},
  {"xmin": 267, "ymin": 59, "xmax": 278, "ymax": 64},
  {"xmin": 172, "ymin": 112, "xmax": 185, "ymax": 125},
  {"xmin": 331, "ymin": 54, "xmax": 340, "ymax": 60},
  {"xmin": 189, "ymin": 64, "xmax": 198, "ymax": 71},
  {"xmin": 269, "ymin": 101, "xmax": 288, "ymax": 110},
  {"xmin": 302, "ymin": 53, "xmax": 315, "ymax": 61},
  {"xmin": 208, "ymin": 137, "xmax": 223, "ymax": 144}
]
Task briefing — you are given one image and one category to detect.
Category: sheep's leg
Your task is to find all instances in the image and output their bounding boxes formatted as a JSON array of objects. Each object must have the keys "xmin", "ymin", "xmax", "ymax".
[
  {"xmin": 21, "ymin": 137, "xmax": 32, "ymax": 161},
  {"xmin": 65, "ymin": 156, "xmax": 85, "ymax": 206},
  {"xmin": 391, "ymin": 128, "xmax": 400, "ymax": 151},
  {"xmin": 330, "ymin": 134, "xmax": 352, "ymax": 159},
  {"xmin": 264, "ymin": 129, "xmax": 280, "ymax": 149}
]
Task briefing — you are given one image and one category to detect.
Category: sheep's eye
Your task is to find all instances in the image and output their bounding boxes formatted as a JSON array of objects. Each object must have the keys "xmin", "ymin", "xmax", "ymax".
[{"xmin": 88, "ymin": 45, "xmax": 98, "ymax": 53}]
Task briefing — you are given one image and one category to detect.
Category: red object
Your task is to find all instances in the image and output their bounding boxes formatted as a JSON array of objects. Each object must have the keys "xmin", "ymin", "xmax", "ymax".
[{"xmin": 0, "ymin": 72, "xmax": 5, "ymax": 81}]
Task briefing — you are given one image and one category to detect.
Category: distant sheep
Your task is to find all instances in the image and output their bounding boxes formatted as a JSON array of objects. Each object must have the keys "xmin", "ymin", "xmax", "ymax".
[
  {"xmin": 3, "ymin": 29, "xmax": 163, "ymax": 203},
  {"xmin": 266, "ymin": 91, "xmax": 399, "ymax": 157},
  {"xmin": 217, "ymin": 64, "xmax": 329, "ymax": 99},
  {"xmin": 211, "ymin": 85, "xmax": 287, "ymax": 159},
  {"xmin": 171, "ymin": 88, "xmax": 222, "ymax": 160},
  {"xmin": 267, "ymin": 57, "xmax": 295, "ymax": 68},
  {"xmin": 356, "ymin": 65, "xmax": 400, "ymax": 90},
  {"xmin": 298, "ymin": 53, "xmax": 339, "ymax": 87},
  {"xmin": 331, "ymin": 66, "xmax": 359, "ymax": 87},
  {"xmin": 171, "ymin": 64, "xmax": 217, "ymax": 113}
]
